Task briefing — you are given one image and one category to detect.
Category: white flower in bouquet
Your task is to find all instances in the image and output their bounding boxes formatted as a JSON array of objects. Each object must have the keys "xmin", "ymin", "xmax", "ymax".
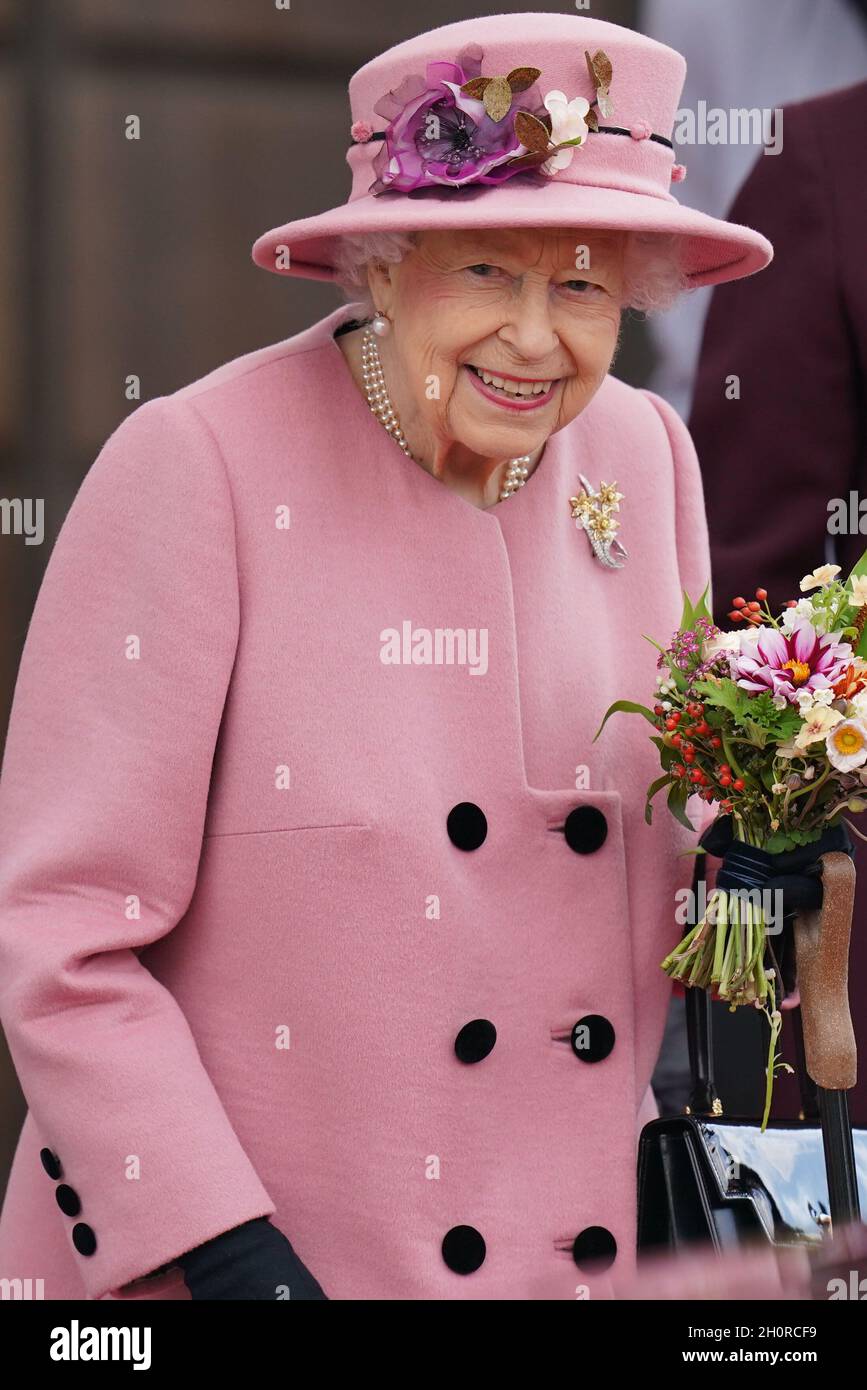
[
  {"xmin": 781, "ymin": 598, "xmax": 818, "ymax": 633},
  {"xmin": 800, "ymin": 564, "xmax": 842, "ymax": 592},
  {"xmin": 702, "ymin": 630, "xmax": 740, "ymax": 663},
  {"xmin": 794, "ymin": 703, "xmax": 844, "ymax": 751},
  {"xmin": 825, "ymin": 718, "xmax": 867, "ymax": 771},
  {"xmin": 849, "ymin": 573, "xmax": 867, "ymax": 606}
]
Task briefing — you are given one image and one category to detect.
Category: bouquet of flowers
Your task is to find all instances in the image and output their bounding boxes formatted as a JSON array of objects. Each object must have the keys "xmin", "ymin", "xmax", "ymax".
[{"xmin": 594, "ymin": 557, "xmax": 867, "ymax": 1128}]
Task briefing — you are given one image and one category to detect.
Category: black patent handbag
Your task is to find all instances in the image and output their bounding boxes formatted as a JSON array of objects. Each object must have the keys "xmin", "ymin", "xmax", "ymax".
[{"xmin": 637, "ymin": 851, "xmax": 867, "ymax": 1254}]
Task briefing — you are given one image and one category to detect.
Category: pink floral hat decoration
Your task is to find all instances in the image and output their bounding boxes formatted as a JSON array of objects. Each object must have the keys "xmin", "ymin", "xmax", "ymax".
[{"xmin": 251, "ymin": 12, "xmax": 773, "ymax": 288}]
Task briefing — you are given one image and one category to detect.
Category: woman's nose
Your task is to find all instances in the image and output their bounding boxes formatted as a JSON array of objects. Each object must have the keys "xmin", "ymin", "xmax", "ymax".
[{"xmin": 497, "ymin": 289, "xmax": 559, "ymax": 362}]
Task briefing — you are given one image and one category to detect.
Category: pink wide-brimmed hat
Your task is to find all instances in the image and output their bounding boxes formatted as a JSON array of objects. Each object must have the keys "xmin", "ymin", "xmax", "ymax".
[{"xmin": 251, "ymin": 12, "xmax": 773, "ymax": 289}]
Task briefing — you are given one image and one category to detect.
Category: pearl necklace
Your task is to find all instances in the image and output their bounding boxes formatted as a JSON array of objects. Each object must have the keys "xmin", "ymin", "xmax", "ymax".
[{"xmin": 360, "ymin": 328, "xmax": 532, "ymax": 502}]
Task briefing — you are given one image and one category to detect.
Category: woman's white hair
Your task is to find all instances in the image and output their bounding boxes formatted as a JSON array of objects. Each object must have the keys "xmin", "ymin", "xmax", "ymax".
[{"xmin": 331, "ymin": 227, "xmax": 690, "ymax": 318}]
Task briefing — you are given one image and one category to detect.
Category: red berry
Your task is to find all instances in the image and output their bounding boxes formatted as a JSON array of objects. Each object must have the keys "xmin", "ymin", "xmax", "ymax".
[
  {"xmin": 719, "ymin": 764, "xmax": 730, "ymax": 773},
  {"xmin": 665, "ymin": 718, "xmax": 679, "ymax": 730},
  {"xmin": 732, "ymin": 597, "xmax": 746, "ymax": 608},
  {"xmin": 732, "ymin": 778, "xmax": 745, "ymax": 791},
  {"xmin": 672, "ymin": 764, "xmax": 686, "ymax": 778},
  {"xmin": 747, "ymin": 601, "xmax": 761, "ymax": 612},
  {"xmin": 755, "ymin": 588, "xmax": 768, "ymax": 601},
  {"xmin": 654, "ymin": 704, "xmax": 664, "ymax": 715},
  {"xmin": 719, "ymin": 773, "xmax": 732, "ymax": 787},
  {"xmin": 728, "ymin": 611, "xmax": 745, "ymax": 622},
  {"xmin": 696, "ymin": 721, "xmax": 710, "ymax": 734},
  {"xmin": 710, "ymin": 736, "xmax": 722, "ymax": 748},
  {"xmin": 683, "ymin": 750, "xmax": 696, "ymax": 764},
  {"xmin": 671, "ymin": 733, "xmax": 682, "ymax": 748}
]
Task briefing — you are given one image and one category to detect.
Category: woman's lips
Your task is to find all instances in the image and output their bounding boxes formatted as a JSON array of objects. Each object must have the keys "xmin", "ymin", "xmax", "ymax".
[{"xmin": 463, "ymin": 364, "xmax": 558, "ymax": 411}]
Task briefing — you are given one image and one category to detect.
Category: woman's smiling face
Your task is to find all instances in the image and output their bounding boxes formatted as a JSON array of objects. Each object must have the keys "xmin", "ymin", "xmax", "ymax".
[{"xmin": 366, "ymin": 226, "xmax": 626, "ymax": 461}]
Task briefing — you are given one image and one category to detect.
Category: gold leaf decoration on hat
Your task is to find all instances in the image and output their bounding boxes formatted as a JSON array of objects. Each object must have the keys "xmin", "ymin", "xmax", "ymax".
[
  {"xmin": 585, "ymin": 48, "xmax": 614, "ymax": 120},
  {"xmin": 461, "ymin": 76, "xmax": 489, "ymax": 99},
  {"xmin": 513, "ymin": 110, "xmax": 551, "ymax": 153},
  {"xmin": 483, "ymin": 75, "xmax": 513, "ymax": 122},
  {"xmin": 506, "ymin": 66, "xmax": 542, "ymax": 93},
  {"xmin": 459, "ymin": 65, "xmax": 542, "ymax": 123}
]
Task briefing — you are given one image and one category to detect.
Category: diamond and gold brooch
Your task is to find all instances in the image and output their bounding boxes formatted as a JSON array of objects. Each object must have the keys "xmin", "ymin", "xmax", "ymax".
[{"xmin": 569, "ymin": 474, "xmax": 628, "ymax": 569}]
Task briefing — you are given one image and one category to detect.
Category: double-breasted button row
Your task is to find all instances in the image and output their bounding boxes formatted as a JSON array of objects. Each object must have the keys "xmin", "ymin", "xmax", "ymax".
[
  {"xmin": 39, "ymin": 1146, "xmax": 97, "ymax": 1257},
  {"xmin": 442, "ymin": 1223, "xmax": 617, "ymax": 1274},
  {"xmin": 446, "ymin": 801, "xmax": 614, "ymax": 1278},
  {"xmin": 446, "ymin": 802, "xmax": 608, "ymax": 854},
  {"xmin": 455, "ymin": 1015, "xmax": 616, "ymax": 1064}
]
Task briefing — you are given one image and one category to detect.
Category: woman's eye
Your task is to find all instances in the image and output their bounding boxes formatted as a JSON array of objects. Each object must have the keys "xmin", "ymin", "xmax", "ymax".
[
  {"xmin": 466, "ymin": 263, "xmax": 499, "ymax": 278},
  {"xmin": 562, "ymin": 279, "xmax": 605, "ymax": 294}
]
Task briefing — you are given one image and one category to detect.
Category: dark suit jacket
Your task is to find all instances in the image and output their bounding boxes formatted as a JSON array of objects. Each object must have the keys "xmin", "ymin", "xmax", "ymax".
[{"xmin": 690, "ymin": 81, "xmax": 867, "ymax": 1124}]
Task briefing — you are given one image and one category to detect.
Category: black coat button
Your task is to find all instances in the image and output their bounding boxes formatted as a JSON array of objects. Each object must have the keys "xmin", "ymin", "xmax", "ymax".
[
  {"xmin": 454, "ymin": 1019, "xmax": 497, "ymax": 1064},
  {"xmin": 572, "ymin": 1225, "xmax": 617, "ymax": 1270},
  {"xmin": 71, "ymin": 1223, "xmax": 97, "ymax": 1256},
  {"xmin": 571, "ymin": 1014, "xmax": 616, "ymax": 1063},
  {"xmin": 564, "ymin": 806, "xmax": 608, "ymax": 854},
  {"xmin": 447, "ymin": 802, "xmax": 487, "ymax": 851},
  {"xmin": 442, "ymin": 1225, "xmax": 486, "ymax": 1274},
  {"xmin": 56, "ymin": 1184, "xmax": 82, "ymax": 1217},
  {"xmin": 39, "ymin": 1147, "xmax": 63, "ymax": 1180}
]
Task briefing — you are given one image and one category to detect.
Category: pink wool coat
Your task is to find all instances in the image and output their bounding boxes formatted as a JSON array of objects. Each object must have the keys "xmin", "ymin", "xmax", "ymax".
[{"xmin": 0, "ymin": 302, "xmax": 715, "ymax": 1301}]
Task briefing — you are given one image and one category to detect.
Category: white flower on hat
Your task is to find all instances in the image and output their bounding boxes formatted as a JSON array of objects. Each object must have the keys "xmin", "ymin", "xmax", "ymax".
[{"xmin": 540, "ymin": 91, "xmax": 590, "ymax": 174}]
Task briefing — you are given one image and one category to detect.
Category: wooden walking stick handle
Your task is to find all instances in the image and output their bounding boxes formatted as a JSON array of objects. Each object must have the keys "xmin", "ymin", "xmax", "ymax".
[{"xmin": 793, "ymin": 852, "xmax": 857, "ymax": 1091}]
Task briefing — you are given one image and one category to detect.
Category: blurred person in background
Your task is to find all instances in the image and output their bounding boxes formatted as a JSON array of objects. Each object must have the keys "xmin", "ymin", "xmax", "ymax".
[{"xmin": 642, "ymin": 0, "xmax": 867, "ymax": 420}]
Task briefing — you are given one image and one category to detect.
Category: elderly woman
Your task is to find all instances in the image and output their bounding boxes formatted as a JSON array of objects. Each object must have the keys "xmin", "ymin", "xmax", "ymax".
[{"xmin": 0, "ymin": 13, "xmax": 771, "ymax": 1301}]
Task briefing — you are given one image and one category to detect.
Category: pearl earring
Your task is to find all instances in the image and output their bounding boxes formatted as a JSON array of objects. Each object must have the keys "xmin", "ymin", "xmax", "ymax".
[{"xmin": 370, "ymin": 311, "xmax": 391, "ymax": 337}]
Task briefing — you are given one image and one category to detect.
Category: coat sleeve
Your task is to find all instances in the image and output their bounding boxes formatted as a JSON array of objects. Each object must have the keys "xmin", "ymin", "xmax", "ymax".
[
  {"xmin": 0, "ymin": 396, "xmax": 276, "ymax": 1299},
  {"xmin": 639, "ymin": 388, "xmax": 720, "ymax": 890}
]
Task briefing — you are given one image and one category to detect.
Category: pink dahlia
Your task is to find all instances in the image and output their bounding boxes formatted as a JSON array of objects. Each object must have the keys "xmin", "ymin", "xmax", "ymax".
[{"xmin": 732, "ymin": 619, "xmax": 852, "ymax": 704}]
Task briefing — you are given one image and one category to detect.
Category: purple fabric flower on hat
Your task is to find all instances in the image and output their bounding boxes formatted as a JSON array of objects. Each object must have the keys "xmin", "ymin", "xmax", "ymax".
[
  {"xmin": 369, "ymin": 43, "xmax": 544, "ymax": 193},
  {"xmin": 731, "ymin": 618, "xmax": 852, "ymax": 704}
]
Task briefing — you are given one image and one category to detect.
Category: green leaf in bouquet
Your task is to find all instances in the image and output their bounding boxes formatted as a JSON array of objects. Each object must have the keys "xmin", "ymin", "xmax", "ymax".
[
  {"xmin": 644, "ymin": 772, "xmax": 673, "ymax": 825},
  {"xmin": 690, "ymin": 582, "xmax": 713, "ymax": 624},
  {"xmin": 592, "ymin": 698, "xmax": 658, "ymax": 742},
  {"xmin": 759, "ymin": 763, "xmax": 780, "ymax": 792},
  {"xmin": 843, "ymin": 544, "xmax": 867, "ymax": 587},
  {"xmin": 649, "ymin": 734, "xmax": 680, "ymax": 771},
  {"xmin": 679, "ymin": 587, "xmax": 695, "ymax": 632},
  {"xmin": 692, "ymin": 676, "xmax": 743, "ymax": 715},
  {"xmin": 666, "ymin": 780, "xmax": 696, "ymax": 831},
  {"xmin": 843, "ymin": 545, "xmax": 867, "ymax": 659},
  {"xmin": 675, "ymin": 583, "xmax": 713, "ymax": 634},
  {"xmin": 762, "ymin": 826, "xmax": 825, "ymax": 854}
]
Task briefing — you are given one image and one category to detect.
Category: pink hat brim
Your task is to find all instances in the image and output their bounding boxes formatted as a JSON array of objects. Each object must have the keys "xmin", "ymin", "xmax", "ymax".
[{"xmin": 251, "ymin": 178, "xmax": 772, "ymax": 289}]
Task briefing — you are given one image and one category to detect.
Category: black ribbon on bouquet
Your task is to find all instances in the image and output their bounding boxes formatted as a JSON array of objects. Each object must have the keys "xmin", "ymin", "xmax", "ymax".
[
  {"xmin": 698, "ymin": 815, "xmax": 856, "ymax": 999},
  {"xmin": 700, "ymin": 815, "xmax": 855, "ymax": 913}
]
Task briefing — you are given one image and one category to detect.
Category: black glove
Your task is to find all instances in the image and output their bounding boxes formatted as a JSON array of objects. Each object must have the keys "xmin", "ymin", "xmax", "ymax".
[
  {"xmin": 698, "ymin": 815, "xmax": 855, "ymax": 998},
  {"xmin": 176, "ymin": 1217, "xmax": 329, "ymax": 1300}
]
